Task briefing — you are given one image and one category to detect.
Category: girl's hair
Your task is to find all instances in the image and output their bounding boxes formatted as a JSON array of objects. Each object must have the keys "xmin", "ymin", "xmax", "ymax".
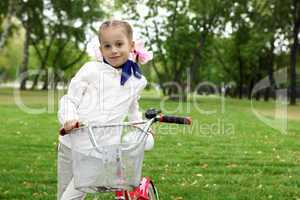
[{"xmin": 98, "ymin": 20, "xmax": 133, "ymax": 43}]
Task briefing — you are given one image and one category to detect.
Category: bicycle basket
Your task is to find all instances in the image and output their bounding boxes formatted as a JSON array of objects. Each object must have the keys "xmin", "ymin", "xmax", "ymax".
[{"xmin": 70, "ymin": 123, "xmax": 147, "ymax": 193}]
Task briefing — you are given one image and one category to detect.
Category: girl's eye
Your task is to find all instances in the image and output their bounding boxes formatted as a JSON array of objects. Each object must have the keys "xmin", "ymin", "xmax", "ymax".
[
  {"xmin": 116, "ymin": 42, "xmax": 123, "ymax": 47},
  {"xmin": 104, "ymin": 44, "xmax": 111, "ymax": 48}
]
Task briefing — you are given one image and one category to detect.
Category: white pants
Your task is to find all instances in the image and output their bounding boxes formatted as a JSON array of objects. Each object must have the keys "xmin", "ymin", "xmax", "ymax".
[{"xmin": 57, "ymin": 143, "xmax": 86, "ymax": 200}]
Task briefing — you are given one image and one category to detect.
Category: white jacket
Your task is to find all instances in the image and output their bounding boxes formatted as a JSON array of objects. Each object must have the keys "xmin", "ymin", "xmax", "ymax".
[{"xmin": 57, "ymin": 61, "xmax": 147, "ymax": 147}]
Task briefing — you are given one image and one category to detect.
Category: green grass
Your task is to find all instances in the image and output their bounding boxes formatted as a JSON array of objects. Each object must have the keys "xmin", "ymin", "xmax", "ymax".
[{"xmin": 0, "ymin": 88, "xmax": 300, "ymax": 200}]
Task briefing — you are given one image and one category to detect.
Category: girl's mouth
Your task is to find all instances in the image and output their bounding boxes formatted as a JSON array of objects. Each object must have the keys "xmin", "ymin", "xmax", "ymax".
[{"xmin": 110, "ymin": 56, "xmax": 121, "ymax": 59}]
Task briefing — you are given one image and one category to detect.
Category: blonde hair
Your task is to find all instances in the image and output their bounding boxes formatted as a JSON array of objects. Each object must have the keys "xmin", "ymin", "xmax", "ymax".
[{"xmin": 98, "ymin": 20, "xmax": 133, "ymax": 43}]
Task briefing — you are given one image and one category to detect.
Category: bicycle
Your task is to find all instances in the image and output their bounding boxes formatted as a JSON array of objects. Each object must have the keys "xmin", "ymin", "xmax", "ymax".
[{"xmin": 60, "ymin": 108, "xmax": 192, "ymax": 200}]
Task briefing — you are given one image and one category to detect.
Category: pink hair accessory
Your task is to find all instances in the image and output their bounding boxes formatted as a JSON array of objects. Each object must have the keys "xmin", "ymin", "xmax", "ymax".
[{"xmin": 131, "ymin": 40, "xmax": 153, "ymax": 65}]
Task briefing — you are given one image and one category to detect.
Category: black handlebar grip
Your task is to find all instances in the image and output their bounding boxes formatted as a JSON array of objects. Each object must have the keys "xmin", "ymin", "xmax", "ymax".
[
  {"xmin": 159, "ymin": 115, "xmax": 192, "ymax": 125},
  {"xmin": 145, "ymin": 108, "xmax": 162, "ymax": 119}
]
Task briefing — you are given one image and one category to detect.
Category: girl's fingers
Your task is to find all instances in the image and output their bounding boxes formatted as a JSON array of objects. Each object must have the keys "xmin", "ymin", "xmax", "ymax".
[{"xmin": 64, "ymin": 120, "xmax": 78, "ymax": 131}]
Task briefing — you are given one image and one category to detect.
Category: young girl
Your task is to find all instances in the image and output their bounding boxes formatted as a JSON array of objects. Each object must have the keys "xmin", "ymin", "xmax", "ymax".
[{"xmin": 57, "ymin": 20, "xmax": 151, "ymax": 200}]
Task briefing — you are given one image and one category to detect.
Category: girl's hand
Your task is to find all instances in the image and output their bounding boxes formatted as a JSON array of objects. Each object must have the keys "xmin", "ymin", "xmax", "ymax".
[{"xmin": 63, "ymin": 120, "xmax": 79, "ymax": 132}]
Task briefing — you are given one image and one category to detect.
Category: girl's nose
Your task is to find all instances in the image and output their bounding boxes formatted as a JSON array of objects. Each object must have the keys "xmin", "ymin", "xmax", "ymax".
[{"xmin": 111, "ymin": 46, "xmax": 118, "ymax": 53}]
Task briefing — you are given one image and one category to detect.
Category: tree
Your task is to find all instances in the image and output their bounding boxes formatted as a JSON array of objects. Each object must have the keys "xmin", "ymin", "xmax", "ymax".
[
  {"xmin": 116, "ymin": 0, "xmax": 299, "ymax": 102},
  {"xmin": 0, "ymin": 0, "xmax": 16, "ymax": 49},
  {"xmin": 219, "ymin": 0, "xmax": 295, "ymax": 101},
  {"xmin": 8, "ymin": 0, "xmax": 105, "ymax": 90},
  {"xmin": 15, "ymin": 0, "xmax": 44, "ymax": 90},
  {"xmin": 0, "ymin": 28, "xmax": 23, "ymax": 81},
  {"xmin": 289, "ymin": 0, "xmax": 300, "ymax": 105},
  {"xmin": 29, "ymin": 0, "xmax": 105, "ymax": 90},
  {"xmin": 116, "ymin": 0, "xmax": 231, "ymax": 98},
  {"xmin": 248, "ymin": 0, "xmax": 299, "ymax": 103}
]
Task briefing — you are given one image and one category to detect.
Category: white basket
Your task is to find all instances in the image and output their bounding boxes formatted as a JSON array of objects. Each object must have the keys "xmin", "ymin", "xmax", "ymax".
[{"xmin": 70, "ymin": 124, "xmax": 147, "ymax": 193}]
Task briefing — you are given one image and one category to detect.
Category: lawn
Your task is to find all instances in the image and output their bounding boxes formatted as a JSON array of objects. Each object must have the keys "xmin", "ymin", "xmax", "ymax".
[{"xmin": 0, "ymin": 88, "xmax": 299, "ymax": 200}]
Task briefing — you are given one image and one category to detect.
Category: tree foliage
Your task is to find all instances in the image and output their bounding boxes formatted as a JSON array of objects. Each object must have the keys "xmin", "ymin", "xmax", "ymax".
[{"xmin": 0, "ymin": 0, "xmax": 105, "ymax": 89}]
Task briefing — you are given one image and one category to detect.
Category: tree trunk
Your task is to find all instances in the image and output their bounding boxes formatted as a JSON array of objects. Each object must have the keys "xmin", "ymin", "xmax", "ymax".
[
  {"xmin": 144, "ymin": 26, "xmax": 166, "ymax": 92},
  {"xmin": 31, "ymin": 68, "xmax": 43, "ymax": 89},
  {"xmin": 248, "ymin": 76, "xmax": 255, "ymax": 100},
  {"xmin": 42, "ymin": 69, "xmax": 48, "ymax": 90},
  {"xmin": 19, "ymin": 24, "xmax": 30, "ymax": 90},
  {"xmin": 264, "ymin": 38, "xmax": 276, "ymax": 102},
  {"xmin": 31, "ymin": 31, "xmax": 58, "ymax": 90},
  {"xmin": 0, "ymin": 0, "xmax": 15, "ymax": 49},
  {"xmin": 255, "ymin": 91, "xmax": 261, "ymax": 101},
  {"xmin": 289, "ymin": 0, "xmax": 300, "ymax": 105},
  {"xmin": 189, "ymin": 34, "xmax": 205, "ymax": 91},
  {"xmin": 255, "ymin": 75, "xmax": 262, "ymax": 101},
  {"xmin": 54, "ymin": 70, "xmax": 60, "ymax": 90},
  {"xmin": 255, "ymin": 56, "xmax": 265, "ymax": 101},
  {"xmin": 238, "ymin": 56, "xmax": 243, "ymax": 99},
  {"xmin": 264, "ymin": 88, "xmax": 270, "ymax": 101}
]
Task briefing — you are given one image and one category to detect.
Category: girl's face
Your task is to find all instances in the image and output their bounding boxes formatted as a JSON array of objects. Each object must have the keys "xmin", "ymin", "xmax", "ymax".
[{"xmin": 99, "ymin": 26, "xmax": 134, "ymax": 68}]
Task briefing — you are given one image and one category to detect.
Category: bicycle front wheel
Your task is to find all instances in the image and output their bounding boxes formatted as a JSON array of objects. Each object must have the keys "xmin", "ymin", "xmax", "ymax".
[{"xmin": 147, "ymin": 181, "xmax": 159, "ymax": 200}]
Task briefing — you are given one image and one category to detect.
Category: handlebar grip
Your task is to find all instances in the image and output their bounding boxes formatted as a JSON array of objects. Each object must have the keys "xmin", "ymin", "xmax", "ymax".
[
  {"xmin": 159, "ymin": 115, "xmax": 192, "ymax": 125},
  {"xmin": 59, "ymin": 122, "xmax": 80, "ymax": 136}
]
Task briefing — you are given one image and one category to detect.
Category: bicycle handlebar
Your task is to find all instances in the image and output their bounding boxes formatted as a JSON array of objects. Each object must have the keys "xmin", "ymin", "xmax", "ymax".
[
  {"xmin": 158, "ymin": 115, "xmax": 192, "ymax": 125},
  {"xmin": 59, "ymin": 114, "xmax": 192, "ymax": 136}
]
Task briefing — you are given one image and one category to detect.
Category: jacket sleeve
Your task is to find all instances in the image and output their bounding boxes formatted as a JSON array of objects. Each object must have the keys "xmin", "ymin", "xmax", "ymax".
[{"xmin": 57, "ymin": 63, "xmax": 91, "ymax": 125}]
